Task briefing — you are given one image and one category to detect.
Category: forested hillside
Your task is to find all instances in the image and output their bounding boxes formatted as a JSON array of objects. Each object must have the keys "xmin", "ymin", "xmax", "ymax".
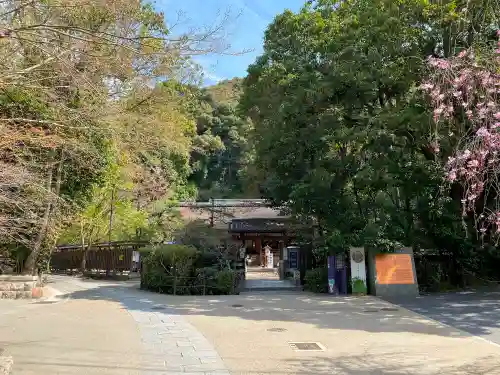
[
  {"xmin": 2, "ymin": 0, "xmax": 500, "ymax": 291},
  {"xmin": 0, "ymin": 0, "xmax": 252, "ymax": 273},
  {"xmin": 186, "ymin": 77, "xmax": 257, "ymax": 200}
]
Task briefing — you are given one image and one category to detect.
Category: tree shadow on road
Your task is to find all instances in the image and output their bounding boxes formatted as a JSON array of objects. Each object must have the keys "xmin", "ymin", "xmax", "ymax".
[
  {"xmin": 8, "ymin": 277, "xmax": 500, "ymax": 375},
  {"xmin": 383, "ymin": 289, "xmax": 500, "ymax": 339},
  {"xmin": 61, "ymin": 279, "xmax": 473, "ymax": 339},
  {"xmin": 283, "ymin": 353, "xmax": 500, "ymax": 375}
]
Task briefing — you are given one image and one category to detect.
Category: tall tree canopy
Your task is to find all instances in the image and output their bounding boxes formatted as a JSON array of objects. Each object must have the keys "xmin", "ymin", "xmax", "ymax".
[
  {"xmin": 240, "ymin": 0, "xmax": 499, "ymax": 261},
  {"xmin": 0, "ymin": 0, "xmax": 236, "ymax": 273}
]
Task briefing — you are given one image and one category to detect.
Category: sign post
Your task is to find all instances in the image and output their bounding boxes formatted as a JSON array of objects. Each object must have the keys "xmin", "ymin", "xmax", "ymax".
[
  {"xmin": 349, "ymin": 247, "xmax": 367, "ymax": 295},
  {"xmin": 264, "ymin": 245, "xmax": 273, "ymax": 268},
  {"xmin": 327, "ymin": 256, "xmax": 338, "ymax": 294},
  {"xmin": 367, "ymin": 248, "xmax": 419, "ymax": 297}
]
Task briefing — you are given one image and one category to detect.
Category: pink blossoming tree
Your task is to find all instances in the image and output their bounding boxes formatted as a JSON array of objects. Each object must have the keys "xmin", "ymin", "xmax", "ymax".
[{"xmin": 421, "ymin": 31, "xmax": 500, "ymax": 234}]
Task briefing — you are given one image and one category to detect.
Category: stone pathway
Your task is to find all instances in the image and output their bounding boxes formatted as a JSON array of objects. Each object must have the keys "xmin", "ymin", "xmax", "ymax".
[
  {"xmin": 5, "ymin": 276, "xmax": 500, "ymax": 374},
  {"xmin": 122, "ymin": 297, "xmax": 230, "ymax": 374},
  {"xmin": 55, "ymin": 276, "xmax": 231, "ymax": 374},
  {"xmin": 244, "ymin": 267, "xmax": 298, "ymax": 291},
  {"xmin": 0, "ymin": 276, "xmax": 231, "ymax": 375}
]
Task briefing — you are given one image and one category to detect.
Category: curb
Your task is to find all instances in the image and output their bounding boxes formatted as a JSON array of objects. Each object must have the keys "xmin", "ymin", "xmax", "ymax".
[
  {"xmin": 373, "ymin": 296, "xmax": 500, "ymax": 349},
  {"xmin": 41, "ymin": 285, "xmax": 64, "ymax": 301},
  {"xmin": 0, "ymin": 356, "xmax": 13, "ymax": 375}
]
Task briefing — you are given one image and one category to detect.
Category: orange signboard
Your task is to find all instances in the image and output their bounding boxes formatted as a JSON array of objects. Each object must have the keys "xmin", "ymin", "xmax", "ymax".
[{"xmin": 375, "ymin": 254, "xmax": 415, "ymax": 285}]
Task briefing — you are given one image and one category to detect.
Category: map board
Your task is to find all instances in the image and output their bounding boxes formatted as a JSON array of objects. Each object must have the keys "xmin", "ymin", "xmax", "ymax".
[{"xmin": 375, "ymin": 254, "xmax": 415, "ymax": 285}]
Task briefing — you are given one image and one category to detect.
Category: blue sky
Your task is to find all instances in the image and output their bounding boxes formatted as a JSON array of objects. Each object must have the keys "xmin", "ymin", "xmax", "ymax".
[{"xmin": 155, "ymin": 0, "xmax": 304, "ymax": 85}]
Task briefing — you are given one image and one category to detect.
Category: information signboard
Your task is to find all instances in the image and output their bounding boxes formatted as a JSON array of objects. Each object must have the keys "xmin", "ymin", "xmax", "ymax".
[{"xmin": 375, "ymin": 254, "xmax": 414, "ymax": 285}]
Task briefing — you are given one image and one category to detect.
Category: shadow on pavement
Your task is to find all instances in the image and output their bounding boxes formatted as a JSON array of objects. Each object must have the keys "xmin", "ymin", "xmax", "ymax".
[
  {"xmin": 60, "ymin": 279, "xmax": 470, "ymax": 339},
  {"xmin": 284, "ymin": 354, "xmax": 500, "ymax": 375},
  {"xmin": 382, "ymin": 289, "xmax": 500, "ymax": 344},
  {"xmin": 5, "ymin": 277, "xmax": 500, "ymax": 375}
]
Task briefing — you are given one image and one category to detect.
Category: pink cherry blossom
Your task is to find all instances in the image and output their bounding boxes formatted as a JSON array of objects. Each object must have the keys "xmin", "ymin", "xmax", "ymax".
[{"xmin": 423, "ymin": 30, "xmax": 500, "ymax": 233}]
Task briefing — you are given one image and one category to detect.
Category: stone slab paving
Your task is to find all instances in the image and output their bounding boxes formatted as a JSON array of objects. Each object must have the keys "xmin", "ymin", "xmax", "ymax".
[
  {"xmin": 122, "ymin": 298, "xmax": 230, "ymax": 375},
  {"xmin": 138, "ymin": 291, "xmax": 500, "ymax": 375},
  {"xmin": 60, "ymin": 277, "xmax": 231, "ymax": 374},
  {"xmin": 0, "ymin": 276, "xmax": 231, "ymax": 375}
]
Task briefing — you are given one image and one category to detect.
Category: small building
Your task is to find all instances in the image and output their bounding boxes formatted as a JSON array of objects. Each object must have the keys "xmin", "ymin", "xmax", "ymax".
[
  {"xmin": 229, "ymin": 217, "xmax": 296, "ymax": 268},
  {"xmin": 178, "ymin": 200, "xmax": 300, "ymax": 269}
]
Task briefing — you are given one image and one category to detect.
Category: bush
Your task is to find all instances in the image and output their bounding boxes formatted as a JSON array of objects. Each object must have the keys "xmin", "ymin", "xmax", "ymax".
[
  {"xmin": 140, "ymin": 244, "xmax": 198, "ymax": 294},
  {"xmin": 304, "ymin": 267, "xmax": 328, "ymax": 293},
  {"xmin": 175, "ymin": 220, "xmax": 222, "ymax": 252},
  {"xmin": 140, "ymin": 244, "xmax": 241, "ymax": 295},
  {"xmin": 193, "ymin": 266, "xmax": 218, "ymax": 295},
  {"xmin": 215, "ymin": 269, "xmax": 235, "ymax": 294}
]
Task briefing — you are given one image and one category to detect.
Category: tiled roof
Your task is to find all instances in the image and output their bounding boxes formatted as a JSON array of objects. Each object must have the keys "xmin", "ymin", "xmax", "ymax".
[{"xmin": 178, "ymin": 206, "xmax": 287, "ymax": 230}]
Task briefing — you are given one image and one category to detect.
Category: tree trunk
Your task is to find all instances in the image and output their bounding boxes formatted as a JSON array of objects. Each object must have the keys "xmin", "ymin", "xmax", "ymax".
[
  {"xmin": 45, "ymin": 153, "xmax": 64, "ymax": 274},
  {"xmin": 80, "ymin": 221, "xmax": 87, "ymax": 272},
  {"xmin": 107, "ymin": 188, "xmax": 115, "ymax": 277},
  {"xmin": 24, "ymin": 151, "xmax": 64, "ymax": 275},
  {"xmin": 23, "ymin": 164, "xmax": 54, "ymax": 275}
]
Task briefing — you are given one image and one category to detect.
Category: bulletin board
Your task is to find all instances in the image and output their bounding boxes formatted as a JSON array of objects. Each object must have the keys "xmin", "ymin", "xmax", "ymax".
[{"xmin": 375, "ymin": 254, "xmax": 415, "ymax": 285}]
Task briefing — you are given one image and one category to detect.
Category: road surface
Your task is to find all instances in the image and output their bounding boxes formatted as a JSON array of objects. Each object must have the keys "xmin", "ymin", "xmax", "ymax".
[{"xmin": 1, "ymin": 276, "xmax": 500, "ymax": 374}]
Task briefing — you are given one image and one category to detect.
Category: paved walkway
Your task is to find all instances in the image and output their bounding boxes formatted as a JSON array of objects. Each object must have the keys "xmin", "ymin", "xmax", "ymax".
[
  {"xmin": 383, "ymin": 288, "xmax": 500, "ymax": 346},
  {"xmin": 0, "ymin": 276, "xmax": 230, "ymax": 375},
  {"xmin": 2, "ymin": 277, "xmax": 500, "ymax": 374},
  {"xmin": 150, "ymin": 291, "xmax": 500, "ymax": 375}
]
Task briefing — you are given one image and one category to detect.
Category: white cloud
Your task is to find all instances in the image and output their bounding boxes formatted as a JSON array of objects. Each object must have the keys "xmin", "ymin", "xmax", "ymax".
[{"xmin": 203, "ymin": 71, "xmax": 224, "ymax": 82}]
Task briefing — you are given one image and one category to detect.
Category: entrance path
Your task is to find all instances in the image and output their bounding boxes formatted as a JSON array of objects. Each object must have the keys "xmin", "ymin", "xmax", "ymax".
[
  {"xmin": 0, "ymin": 276, "xmax": 229, "ymax": 375},
  {"xmin": 2, "ymin": 277, "xmax": 500, "ymax": 374},
  {"xmin": 383, "ymin": 288, "xmax": 500, "ymax": 346},
  {"xmin": 151, "ymin": 291, "xmax": 500, "ymax": 375}
]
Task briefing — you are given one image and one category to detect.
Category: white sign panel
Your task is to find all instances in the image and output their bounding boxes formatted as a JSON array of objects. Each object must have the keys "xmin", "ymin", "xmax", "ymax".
[
  {"xmin": 349, "ymin": 247, "xmax": 367, "ymax": 294},
  {"xmin": 267, "ymin": 252, "xmax": 274, "ymax": 269}
]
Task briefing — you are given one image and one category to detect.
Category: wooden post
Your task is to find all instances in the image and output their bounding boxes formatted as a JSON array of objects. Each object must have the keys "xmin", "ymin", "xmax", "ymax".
[
  {"xmin": 255, "ymin": 236, "xmax": 262, "ymax": 267},
  {"xmin": 209, "ymin": 198, "xmax": 214, "ymax": 227},
  {"xmin": 173, "ymin": 267, "xmax": 177, "ymax": 295}
]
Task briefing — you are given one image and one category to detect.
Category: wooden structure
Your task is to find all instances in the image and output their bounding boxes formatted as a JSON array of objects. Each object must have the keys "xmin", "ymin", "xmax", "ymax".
[
  {"xmin": 51, "ymin": 241, "xmax": 147, "ymax": 276},
  {"xmin": 229, "ymin": 217, "xmax": 297, "ymax": 268}
]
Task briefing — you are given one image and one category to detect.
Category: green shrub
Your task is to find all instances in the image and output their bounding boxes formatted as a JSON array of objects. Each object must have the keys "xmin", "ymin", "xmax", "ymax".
[
  {"xmin": 193, "ymin": 266, "xmax": 218, "ymax": 295},
  {"xmin": 195, "ymin": 251, "xmax": 219, "ymax": 268},
  {"xmin": 140, "ymin": 244, "xmax": 241, "ymax": 296},
  {"xmin": 304, "ymin": 267, "xmax": 328, "ymax": 293},
  {"xmin": 215, "ymin": 269, "xmax": 235, "ymax": 295},
  {"xmin": 140, "ymin": 244, "xmax": 198, "ymax": 294}
]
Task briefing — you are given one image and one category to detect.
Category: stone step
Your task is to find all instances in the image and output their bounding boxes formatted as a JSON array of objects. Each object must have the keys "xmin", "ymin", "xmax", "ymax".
[
  {"xmin": 246, "ymin": 267, "xmax": 277, "ymax": 273},
  {"xmin": 0, "ymin": 275, "xmax": 43, "ymax": 299},
  {"xmin": 0, "ymin": 290, "xmax": 36, "ymax": 299},
  {"xmin": 243, "ymin": 286, "xmax": 303, "ymax": 292},
  {"xmin": 243, "ymin": 279, "xmax": 301, "ymax": 292}
]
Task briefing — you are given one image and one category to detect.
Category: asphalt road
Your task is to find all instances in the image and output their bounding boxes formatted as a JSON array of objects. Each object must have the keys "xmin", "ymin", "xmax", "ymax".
[{"xmin": 384, "ymin": 289, "xmax": 500, "ymax": 346}]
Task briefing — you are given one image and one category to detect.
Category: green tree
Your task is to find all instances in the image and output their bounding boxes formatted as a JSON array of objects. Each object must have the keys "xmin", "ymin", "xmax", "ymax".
[
  {"xmin": 239, "ymin": 0, "xmax": 497, "ymax": 266},
  {"xmin": 0, "ymin": 0, "xmax": 239, "ymax": 273},
  {"xmin": 187, "ymin": 79, "xmax": 254, "ymax": 200}
]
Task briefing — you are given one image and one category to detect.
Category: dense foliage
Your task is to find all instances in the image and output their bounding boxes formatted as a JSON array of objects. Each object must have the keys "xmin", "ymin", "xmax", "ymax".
[
  {"xmin": 0, "ymin": 0, "xmax": 245, "ymax": 274},
  {"xmin": 187, "ymin": 78, "xmax": 255, "ymax": 200},
  {"xmin": 239, "ymin": 0, "xmax": 500, "ymax": 287},
  {"xmin": 140, "ymin": 243, "xmax": 242, "ymax": 295},
  {"xmin": 3, "ymin": 0, "xmax": 499, "ymax": 293}
]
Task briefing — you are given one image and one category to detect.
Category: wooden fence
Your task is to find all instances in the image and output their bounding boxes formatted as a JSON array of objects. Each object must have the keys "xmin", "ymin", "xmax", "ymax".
[{"xmin": 51, "ymin": 241, "xmax": 147, "ymax": 276}]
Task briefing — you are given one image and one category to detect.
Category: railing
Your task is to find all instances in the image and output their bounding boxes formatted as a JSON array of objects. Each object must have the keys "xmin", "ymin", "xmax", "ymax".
[{"xmin": 141, "ymin": 271, "xmax": 245, "ymax": 296}]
